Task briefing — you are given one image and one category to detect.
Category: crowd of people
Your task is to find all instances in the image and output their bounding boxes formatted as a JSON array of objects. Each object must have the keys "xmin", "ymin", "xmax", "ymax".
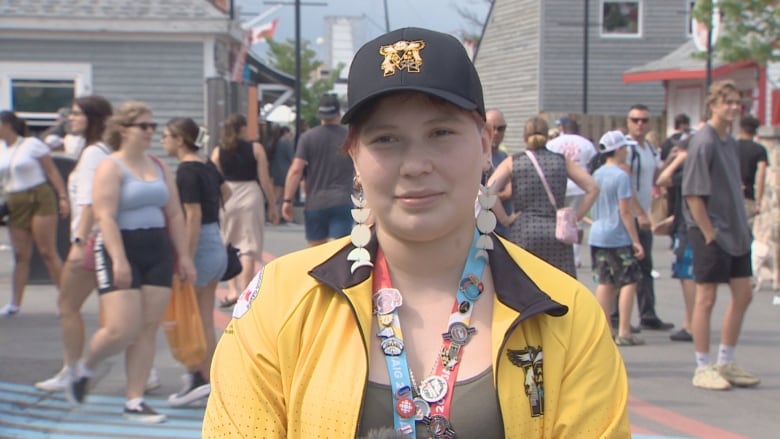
[{"xmin": 0, "ymin": 25, "xmax": 770, "ymax": 436}]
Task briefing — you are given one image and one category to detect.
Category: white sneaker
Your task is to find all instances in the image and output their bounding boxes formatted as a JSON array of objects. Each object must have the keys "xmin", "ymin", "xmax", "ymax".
[
  {"xmin": 692, "ymin": 365, "xmax": 732, "ymax": 390},
  {"xmin": 168, "ymin": 372, "xmax": 210, "ymax": 407},
  {"xmin": 35, "ymin": 366, "xmax": 71, "ymax": 392},
  {"xmin": 0, "ymin": 303, "xmax": 20, "ymax": 317},
  {"xmin": 145, "ymin": 367, "xmax": 161, "ymax": 393}
]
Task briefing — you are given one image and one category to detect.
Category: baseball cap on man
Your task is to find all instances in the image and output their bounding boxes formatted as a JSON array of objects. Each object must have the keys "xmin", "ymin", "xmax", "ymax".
[
  {"xmin": 341, "ymin": 27, "xmax": 484, "ymax": 124},
  {"xmin": 318, "ymin": 94, "xmax": 341, "ymax": 119},
  {"xmin": 598, "ymin": 130, "xmax": 637, "ymax": 153}
]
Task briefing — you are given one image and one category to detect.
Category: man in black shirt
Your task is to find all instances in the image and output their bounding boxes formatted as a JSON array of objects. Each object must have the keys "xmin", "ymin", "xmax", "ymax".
[{"xmin": 737, "ymin": 115, "xmax": 768, "ymax": 227}]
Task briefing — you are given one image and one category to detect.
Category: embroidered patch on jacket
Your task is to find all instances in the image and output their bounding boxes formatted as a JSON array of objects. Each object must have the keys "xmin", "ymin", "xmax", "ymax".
[
  {"xmin": 233, "ymin": 268, "xmax": 264, "ymax": 319},
  {"xmin": 379, "ymin": 39, "xmax": 425, "ymax": 76},
  {"xmin": 507, "ymin": 346, "xmax": 544, "ymax": 417}
]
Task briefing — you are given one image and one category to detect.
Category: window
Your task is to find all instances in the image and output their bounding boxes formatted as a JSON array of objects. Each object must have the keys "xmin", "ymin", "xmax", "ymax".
[
  {"xmin": 0, "ymin": 62, "xmax": 91, "ymax": 130},
  {"xmin": 601, "ymin": 1, "xmax": 641, "ymax": 37},
  {"xmin": 12, "ymin": 79, "xmax": 75, "ymax": 113}
]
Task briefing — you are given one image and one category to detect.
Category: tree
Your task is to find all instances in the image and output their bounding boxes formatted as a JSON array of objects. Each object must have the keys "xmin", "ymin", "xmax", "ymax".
[
  {"xmin": 692, "ymin": 0, "xmax": 780, "ymax": 65},
  {"xmin": 454, "ymin": 0, "xmax": 494, "ymax": 45},
  {"xmin": 265, "ymin": 37, "xmax": 343, "ymax": 128}
]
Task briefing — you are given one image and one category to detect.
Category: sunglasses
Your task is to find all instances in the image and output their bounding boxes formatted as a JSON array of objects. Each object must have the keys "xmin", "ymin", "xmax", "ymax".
[
  {"xmin": 495, "ymin": 125, "xmax": 507, "ymax": 132},
  {"xmin": 629, "ymin": 117, "xmax": 649, "ymax": 124},
  {"xmin": 125, "ymin": 122, "xmax": 158, "ymax": 131}
]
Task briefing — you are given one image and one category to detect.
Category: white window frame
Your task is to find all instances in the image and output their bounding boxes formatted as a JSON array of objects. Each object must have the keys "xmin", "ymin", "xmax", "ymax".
[
  {"xmin": 600, "ymin": 0, "xmax": 643, "ymax": 39},
  {"xmin": 0, "ymin": 62, "xmax": 92, "ymax": 126}
]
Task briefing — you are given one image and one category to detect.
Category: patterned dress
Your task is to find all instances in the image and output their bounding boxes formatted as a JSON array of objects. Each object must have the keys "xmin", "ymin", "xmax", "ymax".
[{"xmin": 508, "ymin": 148, "xmax": 576, "ymax": 277}]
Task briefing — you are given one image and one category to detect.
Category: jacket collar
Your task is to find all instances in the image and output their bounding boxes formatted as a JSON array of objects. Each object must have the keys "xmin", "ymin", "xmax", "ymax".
[{"xmin": 309, "ymin": 232, "xmax": 568, "ymax": 319}]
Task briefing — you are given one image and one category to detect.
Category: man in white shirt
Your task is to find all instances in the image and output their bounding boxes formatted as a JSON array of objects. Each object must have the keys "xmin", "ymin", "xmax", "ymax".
[{"xmin": 547, "ymin": 117, "xmax": 596, "ymax": 266}]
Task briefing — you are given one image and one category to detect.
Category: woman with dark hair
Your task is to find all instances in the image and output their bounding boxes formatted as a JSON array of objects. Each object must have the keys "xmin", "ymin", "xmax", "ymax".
[
  {"xmin": 35, "ymin": 95, "xmax": 115, "ymax": 390},
  {"xmin": 68, "ymin": 101, "xmax": 195, "ymax": 423},
  {"xmin": 162, "ymin": 117, "xmax": 230, "ymax": 406},
  {"xmin": 210, "ymin": 113, "xmax": 278, "ymax": 307},
  {"xmin": 488, "ymin": 117, "xmax": 599, "ymax": 278},
  {"xmin": 0, "ymin": 111, "xmax": 70, "ymax": 316}
]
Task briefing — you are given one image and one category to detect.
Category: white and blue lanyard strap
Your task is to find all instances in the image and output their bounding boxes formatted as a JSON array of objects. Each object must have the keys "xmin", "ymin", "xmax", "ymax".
[{"xmin": 372, "ymin": 229, "xmax": 488, "ymax": 437}]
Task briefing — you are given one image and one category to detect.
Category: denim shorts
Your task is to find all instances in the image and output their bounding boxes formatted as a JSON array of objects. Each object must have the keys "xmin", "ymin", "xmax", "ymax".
[
  {"xmin": 194, "ymin": 222, "xmax": 227, "ymax": 287},
  {"xmin": 303, "ymin": 204, "xmax": 353, "ymax": 241}
]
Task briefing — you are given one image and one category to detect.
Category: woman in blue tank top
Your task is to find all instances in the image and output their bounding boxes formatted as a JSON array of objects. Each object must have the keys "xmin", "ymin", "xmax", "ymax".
[{"xmin": 68, "ymin": 101, "xmax": 196, "ymax": 424}]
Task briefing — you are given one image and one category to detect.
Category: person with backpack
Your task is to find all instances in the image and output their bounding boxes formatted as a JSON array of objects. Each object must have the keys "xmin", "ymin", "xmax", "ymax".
[{"xmin": 616, "ymin": 104, "xmax": 674, "ymax": 332}]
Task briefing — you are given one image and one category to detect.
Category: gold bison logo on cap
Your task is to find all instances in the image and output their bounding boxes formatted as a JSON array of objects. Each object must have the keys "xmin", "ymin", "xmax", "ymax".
[{"xmin": 379, "ymin": 40, "xmax": 426, "ymax": 76}]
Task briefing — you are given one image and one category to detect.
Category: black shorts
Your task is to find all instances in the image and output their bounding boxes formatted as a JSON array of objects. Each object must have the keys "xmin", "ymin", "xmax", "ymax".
[
  {"xmin": 95, "ymin": 228, "xmax": 174, "ymax": 294},
  {"xmin": 688, "ymin": 227, "xmax": 752, "ymax": 284},
  {"xmin": 591, "ymin": 245, "xmax": 642, "ymax": 288}
]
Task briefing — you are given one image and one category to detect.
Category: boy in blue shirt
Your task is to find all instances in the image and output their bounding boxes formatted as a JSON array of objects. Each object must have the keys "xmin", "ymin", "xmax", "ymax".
[{"xmin": 589, "ymin": 131, "xmax": 645, "ymax": 345}]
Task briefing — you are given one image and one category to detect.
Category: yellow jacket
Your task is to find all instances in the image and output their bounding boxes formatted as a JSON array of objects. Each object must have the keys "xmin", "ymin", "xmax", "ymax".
[{"xmin": 203, "ymin": 234, "xmax": 630, "ymax": 438}]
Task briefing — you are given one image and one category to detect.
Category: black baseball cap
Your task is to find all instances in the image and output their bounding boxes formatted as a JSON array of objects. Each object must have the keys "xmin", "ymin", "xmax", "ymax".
[
  {"xmin": 341, "ymin": 27, "xmax": 485, "ymax": 124},
  {"xmin": 318, "ymin": 93, "xmax": 341, "ymax": 119}
]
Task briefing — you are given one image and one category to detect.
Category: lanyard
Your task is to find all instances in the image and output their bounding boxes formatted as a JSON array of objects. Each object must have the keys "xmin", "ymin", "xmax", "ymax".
[{"xmin": 373, "ymin": 229, "xmax": 488, "ymax": 438}]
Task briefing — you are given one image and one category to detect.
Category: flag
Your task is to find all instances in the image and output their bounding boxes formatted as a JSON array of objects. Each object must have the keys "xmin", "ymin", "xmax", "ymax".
[{"xmin": 250, "ymin": 19, "xmax": 279, "ymax": 45}]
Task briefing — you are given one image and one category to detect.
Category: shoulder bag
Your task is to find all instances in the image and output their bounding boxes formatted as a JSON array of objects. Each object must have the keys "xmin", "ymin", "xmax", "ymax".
[{"xmin": 525, "ymin": 150, "xmax": 579, "ymax": 245}]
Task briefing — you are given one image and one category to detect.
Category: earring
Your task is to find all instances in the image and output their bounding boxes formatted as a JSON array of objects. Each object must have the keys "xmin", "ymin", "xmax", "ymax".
[
  {"xmin": 475, "ymin": 184, "xmax": 496, "ymax": 261},
  {"xmin": 348, "ymin": 176, "xmax": 373, "ymax": 273}
]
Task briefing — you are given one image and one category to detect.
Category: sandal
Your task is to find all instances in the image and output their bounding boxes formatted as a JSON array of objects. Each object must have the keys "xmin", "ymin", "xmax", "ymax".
[{"xmin": 219, "ymin": 296, "xmax": 238, "ymax": 309}]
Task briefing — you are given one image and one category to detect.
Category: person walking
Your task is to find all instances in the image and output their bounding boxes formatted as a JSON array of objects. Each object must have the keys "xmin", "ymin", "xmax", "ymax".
[
  {"xmin": 34, "ymin": 95, "xmax": 113, "ymax": 390},
  {"xmin": 68, "ymin": 101, "xmax": 196, "ymax": 423},
  {"xmin": 281, "ymin": 94, "xmax": 354, "ymax": 246},
  {"xmin": 736, "ymin": 114, "xmax": 767, "ymax": 228},
  {"xmin": 488, "ymin": 117, "xmax": 598, "ymax": 278},
  {"xmin": 589, "ymin": 130, "xmax": 645, "ymax": 346},
  {"xmin": 211, "ymin": 113, "xmax": 278, "ymax": 306},
  {"xmin": 0, "ymin": 111, "xmax": 70, "ymax": 316},
  {"xmin": 267, "ymin": 125, "xmax": 294, "ymax": 222},
  {"xmin": 682, "ymin": 80, "xmax": 760, "ymax": 390},
  {"xmin": 163, "ymin": 118, "xmax": 231, "ymax": 406},
  {"xmin": 485, "ymin": 109, "xmax": 513, "ymax": 237},
  {"xmin": 204, "ymin": 27, "xmax": 629, "ymax": 438}
]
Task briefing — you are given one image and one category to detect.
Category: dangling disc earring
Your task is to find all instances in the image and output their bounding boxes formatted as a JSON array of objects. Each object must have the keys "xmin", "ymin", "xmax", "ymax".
[
  {"xmin": 475, "ymin": 184, "xmax": 497, "ymax": 261},
  {"xmin": 348, "ymin": 176, "xmax": 373, "ymax": 273}
]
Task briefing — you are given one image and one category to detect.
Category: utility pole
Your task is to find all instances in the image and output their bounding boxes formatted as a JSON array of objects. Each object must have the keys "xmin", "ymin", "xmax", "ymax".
[
  {"xmin": 264, "ymin": 1, "xmax": 327, "ymax": 147},
  {"xmin": 383, "ymin": 0, "xmax": 390, "ymax": 32},
  {"xmin": 582, "ymin": 0, "xmax": 589, "ymax": 114}
]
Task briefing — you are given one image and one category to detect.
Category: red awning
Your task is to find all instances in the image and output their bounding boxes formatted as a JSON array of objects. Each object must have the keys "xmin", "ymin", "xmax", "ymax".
[{"xmin": 623, "ymin": 60, "xmax": 757, "ymax": 84}]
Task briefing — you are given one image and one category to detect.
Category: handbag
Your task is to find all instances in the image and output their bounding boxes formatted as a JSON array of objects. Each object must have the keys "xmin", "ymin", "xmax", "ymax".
[
  {"xmin": 525, "ymin": 151, "xmax": 579, "ymax": 245},
  {"xmin": 161, "ymin": 277, "xmax": 207, "ymax": 368},
  {"xmin": 221, "ymin": 243, "xmax": 242, "ymax": 281}
]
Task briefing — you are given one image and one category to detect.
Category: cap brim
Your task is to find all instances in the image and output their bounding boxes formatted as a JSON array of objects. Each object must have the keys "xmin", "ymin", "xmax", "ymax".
[{"xmin": 341, "ymin": 86, "xmax": 480, "ymax": 124}]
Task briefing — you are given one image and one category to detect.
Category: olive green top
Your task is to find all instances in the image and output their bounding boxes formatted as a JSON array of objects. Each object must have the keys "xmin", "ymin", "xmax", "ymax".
[{"xmin": 357, "ymin": 367, "xmax": 504, "ymax": 438}]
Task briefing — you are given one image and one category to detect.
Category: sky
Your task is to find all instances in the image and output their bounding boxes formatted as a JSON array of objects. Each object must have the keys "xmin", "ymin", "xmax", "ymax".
[{"xmin": 236, "ymin": 0, "xmax": 491, "ymax": 60}]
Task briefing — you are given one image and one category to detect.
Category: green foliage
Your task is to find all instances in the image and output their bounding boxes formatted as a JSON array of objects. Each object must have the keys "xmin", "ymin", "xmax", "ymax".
[
  {"xmin": 692, "ymin": 0, "xmax": 780, "ymax": 65},
  {"xmin": 265, "ymin": 38, "xmax": 343, "ymax": 128}
]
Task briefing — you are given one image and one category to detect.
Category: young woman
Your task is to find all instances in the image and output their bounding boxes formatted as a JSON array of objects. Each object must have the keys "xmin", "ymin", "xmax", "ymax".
[
  {"xmin": 203, "ymin": 27, "xmax": 629, "ymax": 438},
  {"xmin": 68, "ymin": 101, "xmax": 195, "ymax": 423},
  {"xmin": 34, "ymin": 95, "xmax": 113, "ymax": 390},
  {"xmin": 487, "ymin": 117, "xmax": 599, "ymax": 278},
  {"xmin": 0, "ymin": 111, "xmax": 70, "ymax": 316},
  {"xmin": 210, "ymin": 113, "xmax": 278, "ymax": 307},
  {"xmin": 162, "ymin": 117, "xmax": 230, "ymax": 406},
  {"xmin": 589, "ymin": 130, "xmax": 646, "ymax": 346}
]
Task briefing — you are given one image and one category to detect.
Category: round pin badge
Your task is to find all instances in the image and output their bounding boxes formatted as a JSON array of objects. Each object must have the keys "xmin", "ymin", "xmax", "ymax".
[
  {"xmin": 380, "ymin": 337, "xmax": 404, "ymax": 356},
  {"xmin": 396, "ymin": 397, "xmax": 416, "ymax": 418},
  {"xmin": 448, "ymin": 322, "xmax": 474, "ymax": 345},
  {"xmin": 426, "ymin": 415, "xmax": 452, "ymax": 436},
  {"xmin": 419, "ymin": 375, "xmax": 448, "ymax": 403},
  {"xmin": 458, "ymin": 300, "xmax": 471, "ymax": 314},
  {"xmin": 373, "ymin": 288, "xmax": 403, "ymax": 315},
  {"xmin": 414, "ymin": 397, "xmax": 431, "ymax": 420}
]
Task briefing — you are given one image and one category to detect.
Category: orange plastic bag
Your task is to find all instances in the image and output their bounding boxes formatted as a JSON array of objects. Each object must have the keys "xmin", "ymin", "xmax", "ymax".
[{"xmin": 162, "ymin": 277, "xmax": 206, "ymax": 369}]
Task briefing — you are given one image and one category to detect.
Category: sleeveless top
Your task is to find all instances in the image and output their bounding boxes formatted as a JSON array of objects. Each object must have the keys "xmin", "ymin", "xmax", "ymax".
[
  {"xmin": 357, "ymin": 367, "xmax": 504, "ymax": 438},
  {"xmin": 110, "ymin": 157, "xmax": 169, "ymax": 230},
  {"xmin": 219, "ymin": 140, "xmax": 258, "ymax": 182}
]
